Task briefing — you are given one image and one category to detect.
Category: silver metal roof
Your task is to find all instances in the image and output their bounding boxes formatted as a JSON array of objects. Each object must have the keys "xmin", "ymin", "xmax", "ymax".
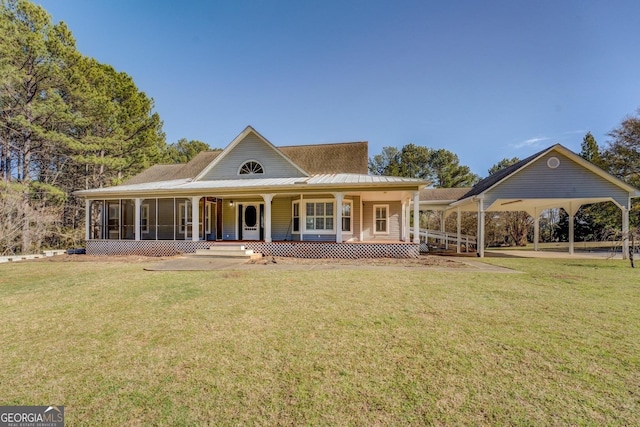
[{"xmin": 76, "ymin": 174, "xmax": 426, "ymax": 196}]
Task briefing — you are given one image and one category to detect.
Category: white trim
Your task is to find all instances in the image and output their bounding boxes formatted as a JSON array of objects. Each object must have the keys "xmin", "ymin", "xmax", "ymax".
[
  {"xmin": 373, "ymin": 204, "xmax": 389, "ymax": 235},
  {"xmin": 237, "ymin": 159, "xmax": 265, "ymax": 175},
  {"xmin": 191, "ymin": 196, "xmax": 200, "ymax": 241},
  {"xmin": 341, "ymin": 199, "xmax": 353, "ymax": 233},
  {"xmin": 413, "ymin": 192, "xmax": 420, "ymax": 244},
  {"xmin": 193, "ymin": 126, "xmax": 309, "ymax": 181},
  {"xmin": 107, "ymin": 201, "xmax": 120, "ymax": 240},
  {"xmin": 140, "ymin": 203, "xmax": 150, "ymax": 234},
  {"xmin": 262, "ymin": 194, "xmax": 274, "ymax": 243},
  {"xmin": 452, "ymin": 144, "xmax": 640, "ymax": 209},
  {"xmin": 178, "ymin": 201, "xmax": 192, "ymax": 236},
  {"xmin": 335, "ymin": 193, "xmax": 343, "ymax": 243},
  {"xmin": 303, "ymin": 199, "xmax": 336, "ymax": 235},
  {"xmin": 359, "ymin": 197, "xmax": 363, "ymax": 241},
  {"xmin": 292, "ymin": 201, "xmax": 300, "ymax": 233},
  {"xmin": 85, "ymin": 199, "xmax": 91, "ymax": 241}
]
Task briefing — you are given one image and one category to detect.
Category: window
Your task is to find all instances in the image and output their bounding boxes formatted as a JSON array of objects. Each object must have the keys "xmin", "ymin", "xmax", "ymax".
[
  {"xmin": 107, "ymin": 201, "xmax": 120, "ymax": 239},
  {"xmin": 140, "ymin": 204, "xmax": 150, "ymax": 234},
  {"xmin": 238, "ymin": 160, "xmax": 264, "ymax": 175},
  {"xmin": 341, "ymin": 201, "xmax": 352, "ymax": 232},
  {"xmin": 306, "ymin": 202, "xmax": 334, "ymax": 231},
  {"xmin": 108, "ymin": 203, "xmax": 119, "ymax": 229},
  {"xmin": 292, "ymin": 202, "xmax": 300, "ymax": 233},
  {"xmin": 373, "ymin": 205, "xmax": 389, "ymax": 234},
  {"xmin": 178, "ymin": 201, "xmax": 192, "ymax": 234}
]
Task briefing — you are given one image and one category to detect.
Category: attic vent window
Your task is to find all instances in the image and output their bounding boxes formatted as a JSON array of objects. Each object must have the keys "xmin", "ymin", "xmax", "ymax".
[
  {"xmin": 547, "ymin": 157, "xmax": 560, "ymax": 169},
  {"xmin": 239, "ymin": 161, "xmax": 264, "ymax": 175}
]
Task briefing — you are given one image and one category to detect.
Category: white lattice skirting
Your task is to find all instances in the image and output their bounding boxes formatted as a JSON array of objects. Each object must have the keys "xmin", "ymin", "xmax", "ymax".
[{"xmin": 86, "ymin": 240, "xmax": 420, "ymax": 259}]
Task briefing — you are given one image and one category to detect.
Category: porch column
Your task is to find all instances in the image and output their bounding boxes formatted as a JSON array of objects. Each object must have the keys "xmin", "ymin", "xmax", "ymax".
[
  {"xmin": 401, "ymin": 201, "xmax": 406, "ymax": 241},
  {"xmin": 191, "ymin": 196, "xmax": 200, "ymax": 241},
  {"xmin": 404, "ymin": 201, "xmax": 411, "ymax": 242},
  {"xmin": 566, "ymin": 202, "xmax": 580, "ymax": 256},
  {"xmin": 262, "ymin": 194, "xmax": 274, "ymax": 243},
  {"xmin": 440, "ymin": 211, "xmax": 446, "ymax": 247},
  {"xmin": 300, "ymin": 194, "xmax": 304, "ymax": 241},
  {"xmin": 622, "ymin": 202, "xmax": 630, "ymax": 260},
  {"xmin": 85, "ymin": 199, "xmax": 91, "ymax": 241},
  {"xmin": 134, "ymin": 198, "xmax": 141, "ymax": 241},
  {"xmin": 477, "ymin": 198, "xmax": 485, "ymax": 258},
  {"xmin": 569, "ymin": 211, "xmax": 574, "ymax": 255},
  {"xmin": 413, "ymin": 192, "xmax": 420, "ymax": 244},
  {"xmin": 456, "ymin": 208, "xmax": 461, "ymax": 254},
  {"xmin": 334, "ymin": 192, "xmax": 343, "ymax": 243}
]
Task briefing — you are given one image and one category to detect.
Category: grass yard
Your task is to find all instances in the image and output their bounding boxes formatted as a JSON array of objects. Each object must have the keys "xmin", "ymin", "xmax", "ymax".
[{"xmin": 1, "ymin": 257, "xmax": 639, "ymax": 425}]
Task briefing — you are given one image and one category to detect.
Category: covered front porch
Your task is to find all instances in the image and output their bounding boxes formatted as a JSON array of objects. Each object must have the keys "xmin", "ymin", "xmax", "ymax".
[
  {"xmin": 85, "ymin": 239, "xmax": 421, "ymax": 258},
  {"xmin": 83, "ymin": 189, "xmax": 424, "ymax": 258}
]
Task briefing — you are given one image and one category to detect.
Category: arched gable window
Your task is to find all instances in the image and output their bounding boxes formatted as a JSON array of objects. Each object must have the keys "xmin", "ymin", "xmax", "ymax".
[{"xmin": 238, "ymin": 160, "xmax": 264, "ymax": 175}]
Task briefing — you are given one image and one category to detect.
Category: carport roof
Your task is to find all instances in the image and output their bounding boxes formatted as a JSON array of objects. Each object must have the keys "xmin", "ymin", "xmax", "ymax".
[{"xmin": 450, "ymin": 144, "xmax": 640, "ymax": 212}]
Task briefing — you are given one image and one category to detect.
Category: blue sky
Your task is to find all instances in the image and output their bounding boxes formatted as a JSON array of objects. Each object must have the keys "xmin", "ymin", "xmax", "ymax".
[{"xmin": 38, "ymin": 0, "xmax": 640, "ymax": 177}]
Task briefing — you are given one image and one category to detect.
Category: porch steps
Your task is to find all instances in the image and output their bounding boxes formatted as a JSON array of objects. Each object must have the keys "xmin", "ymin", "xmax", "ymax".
[{"xmin": 193, "ymin": 244, "xmax": 263, "ymax": 261}]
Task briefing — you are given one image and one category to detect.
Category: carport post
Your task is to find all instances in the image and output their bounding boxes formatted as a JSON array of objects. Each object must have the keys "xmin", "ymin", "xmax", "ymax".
[
  {"xmin": 566, "ymin": 202, "xmax": 581, "ymax": 256},
  {"xmin": 533, "ymin": 208, "xmax": 540, "ymax": 251},
  {"xmin": 569, "ymin": 212, "xmax": 574, "ymax": 255},
  {"xmin": 456, "ymin": 207, "xmax": 461, "ymax": 254},
  {"xmin": 622, "ymin": 202, "xmax": 629, "ymax": 260},
  {"xmin": 477, "ymin": 198, "xmax": 485, "ymax": 258}
]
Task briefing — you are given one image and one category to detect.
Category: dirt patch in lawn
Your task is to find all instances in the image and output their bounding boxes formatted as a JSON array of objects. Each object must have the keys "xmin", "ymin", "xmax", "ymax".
[{"xmin": 33, "ymin": 253, "xmax": 518, "ymax": 272}]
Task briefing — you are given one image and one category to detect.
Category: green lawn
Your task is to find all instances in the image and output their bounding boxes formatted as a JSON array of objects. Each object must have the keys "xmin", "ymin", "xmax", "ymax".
[{"xmin": 1, "ymin": 258, "xmax": 638, "ymax": 425}]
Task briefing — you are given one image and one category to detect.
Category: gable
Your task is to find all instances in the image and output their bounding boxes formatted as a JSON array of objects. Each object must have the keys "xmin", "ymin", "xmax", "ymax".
[
  {"xmin": 197, "ymin": 129, "xmax": 307, "ymax": 181},
  {"xmin": 483, "ymin": 149, "xmax": 630, "ymax": 208}
]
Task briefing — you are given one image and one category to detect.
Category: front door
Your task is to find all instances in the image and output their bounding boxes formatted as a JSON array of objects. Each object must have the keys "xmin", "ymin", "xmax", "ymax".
[{"xmin": 242, "ymin": 203, "xmax": 262, "ymax": 240}]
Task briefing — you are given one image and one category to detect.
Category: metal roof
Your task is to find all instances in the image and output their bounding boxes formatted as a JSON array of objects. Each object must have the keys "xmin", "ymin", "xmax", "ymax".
[{"xmin": 76, "ymin": 174, "xmax": 426, "ymax": 197}]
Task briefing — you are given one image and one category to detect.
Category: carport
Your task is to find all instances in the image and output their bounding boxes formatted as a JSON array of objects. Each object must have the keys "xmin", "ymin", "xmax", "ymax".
[{"xmin": 447, "ymin": 144, "xmax": 640, "ymax": 259}]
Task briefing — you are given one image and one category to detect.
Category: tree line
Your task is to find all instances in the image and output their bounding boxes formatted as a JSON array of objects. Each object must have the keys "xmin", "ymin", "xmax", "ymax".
[
  {"xmin": 2, "ymin": 0, "xmax": 639, "ymax": 254},
  {"xmin": 369, "ymin": 115, "xmax": 640, "ymax": 247},
  {"xmin": 0, "ymin": 0, "xmax": 209, "ymax": 254}
]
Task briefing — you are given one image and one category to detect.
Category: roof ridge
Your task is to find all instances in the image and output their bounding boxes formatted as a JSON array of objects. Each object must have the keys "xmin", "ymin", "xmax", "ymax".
[{"xmin": 278, "ymin": 141, "xmax": 367, "ymax": 149}]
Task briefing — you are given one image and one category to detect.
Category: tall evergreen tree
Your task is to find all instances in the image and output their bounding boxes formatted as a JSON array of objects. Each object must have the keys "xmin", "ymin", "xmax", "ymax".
[
  {"xmin": 427, "ymin": 148, "xmax": 479, "ymax": 188},
  {"xmin": 0, "ymin": 0, "xmax": 167, "ymax": 253},
  {"xmin": 580, "ymin": 131, "xmax": 604, "ymax": 168},
  {"xmin": 369, "ymin": 144, "xmax": 477, "ymax": 187}
]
